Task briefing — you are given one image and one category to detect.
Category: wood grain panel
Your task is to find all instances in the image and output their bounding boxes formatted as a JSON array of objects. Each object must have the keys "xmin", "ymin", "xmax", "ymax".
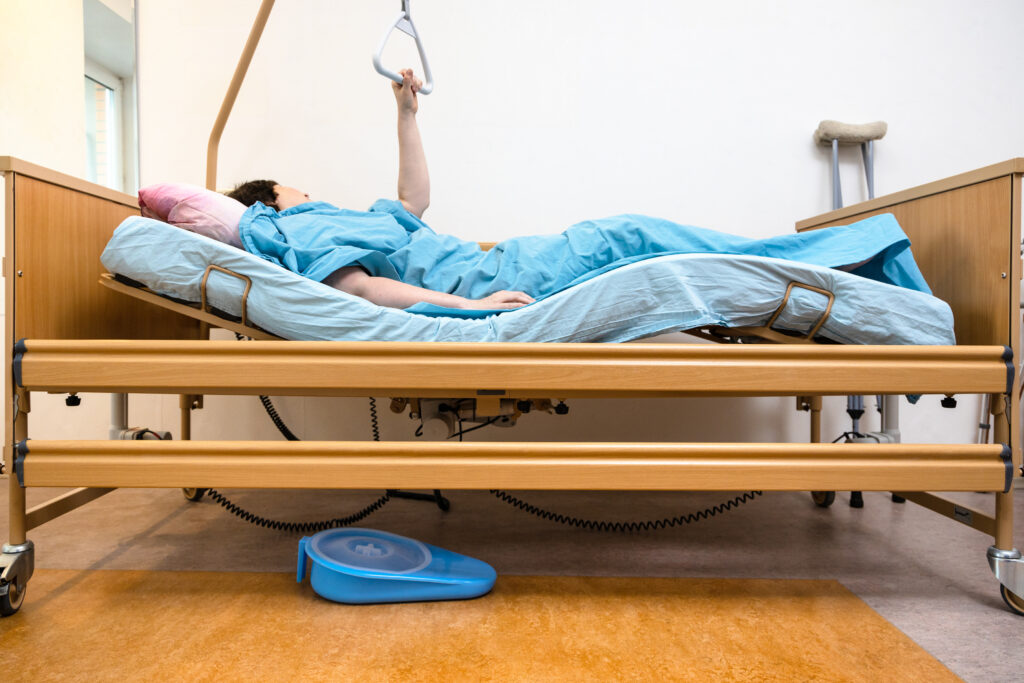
[
  {"xmin": 17, "ymin": 340, "xmax": 1011, "ymax": 397},
  {"xmin": 799, "ymin": 177, "xmax": 1013, "ymax": 346},
  {"xmin": 11, "ymin": 175, "xmax": 201, "ymax": 340},
  {"xmin": 19, "ymin": 440, "xmax": 1009, "ymax": 492}
]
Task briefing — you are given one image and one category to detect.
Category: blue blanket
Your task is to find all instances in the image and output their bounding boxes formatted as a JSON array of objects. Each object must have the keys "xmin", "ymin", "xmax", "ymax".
[{"xmin": 238, "ymin": 199, "xmax": 930, "ymax": 317}]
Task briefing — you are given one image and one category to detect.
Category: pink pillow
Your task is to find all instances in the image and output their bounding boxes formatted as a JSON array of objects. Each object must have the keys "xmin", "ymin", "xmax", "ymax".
[{"xmin": 138, "ymin": 183, "xmax": 245, "ymax": 248}]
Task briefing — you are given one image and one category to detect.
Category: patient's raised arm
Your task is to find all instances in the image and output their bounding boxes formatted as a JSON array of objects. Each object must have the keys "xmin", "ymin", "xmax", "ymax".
[{"xmin": 393, "ymin": 67, "xmax": 430, "ymax": 218}]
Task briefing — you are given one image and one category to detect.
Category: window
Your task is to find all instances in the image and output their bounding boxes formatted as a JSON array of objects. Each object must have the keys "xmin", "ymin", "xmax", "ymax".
[
  {"xmin": 84, "ymin": 60, "xmax": 122, "ymax": 190},
  {"xmin": 83, "ymin": 0, "xmax": 137, "ymax": 193}
]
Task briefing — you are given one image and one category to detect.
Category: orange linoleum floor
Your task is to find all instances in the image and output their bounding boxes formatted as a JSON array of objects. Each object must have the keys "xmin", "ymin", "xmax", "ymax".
[{"xmin": 0, "ymin": 570, "xmax": 960, "ymax": 682}]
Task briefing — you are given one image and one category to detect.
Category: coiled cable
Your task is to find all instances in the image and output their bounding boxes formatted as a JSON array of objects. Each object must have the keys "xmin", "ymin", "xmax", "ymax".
[
  {"xmin": 200, "ymin": 394, "xmax": 395, "ymax": 532},
  {"xmin": 195, "ymin": 335, "xmax": 396, "ymax": 532},
  {"xmin": 204, "ymin": 488, "xmax": 393, "ymax": 534},
  {"xmin": 487, "ymin": 489, "xmax": 763, "ymax": 533},
  {"xmin": 446, "ymin": 412, "xmax": 763, "ymax": 532},
  {"xmin": 259, "ymin": 394, "xmax": 299, "ymax": 441},
  {"xmin": 369, "ymin": 397, "xmax": 382, "ymax": 441}
]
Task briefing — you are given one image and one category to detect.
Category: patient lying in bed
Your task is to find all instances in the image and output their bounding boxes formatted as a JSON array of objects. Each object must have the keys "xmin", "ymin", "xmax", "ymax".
[
  {"xmin": 143, "ymin": 67, "xmax": 931, "ymax": 316},
  {"xmin": 216, "ymin": 68, "xmax": 926, "ymax": 313},
  {"xmin": 224, "ymin": 185, "xmax": 930, "ymax": 316}
]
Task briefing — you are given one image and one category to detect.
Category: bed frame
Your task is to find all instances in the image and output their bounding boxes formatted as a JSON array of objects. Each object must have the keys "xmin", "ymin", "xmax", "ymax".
[{"xmin": 1, "ymin": 155, "xmax": 1022, "ymax": 616}]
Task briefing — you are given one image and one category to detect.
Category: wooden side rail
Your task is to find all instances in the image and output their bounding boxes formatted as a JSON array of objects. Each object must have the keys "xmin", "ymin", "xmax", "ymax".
[
  {"xmin": 14, "ymin": 441, "xmax": 1012, "ymax": 493},
  {"xmin": 13, "ymin": 340, "xmax": 1013, "ymax": 398}
]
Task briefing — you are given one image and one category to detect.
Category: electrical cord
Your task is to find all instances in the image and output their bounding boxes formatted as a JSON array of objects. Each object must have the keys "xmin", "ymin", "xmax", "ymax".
[
  {"xmin": 204, "ymin": 488, "xmax": 393, "ymax": 534},
  {"xmin": 832, "ymin": 430, "xmax": 866, "ymax": 443},
  {"xmin": 190, "ymin": 335, "xmax": 398, "ymax": 532},
  {"xmin": 488, "ymin": 489, "xmax": 763, "ymax": 533},
  {"xmin": 197, "ymin": 395, "xmax": 396, "ymax": 533},
  {"xmin": 259, "ymin": 395, "xmax": 299, "ymax": 441},
  {"xmin": 447, "ymin": 415, "xmax": 503, "ymax": 439},
  {"xmin": 448, "ymin": 412, "xmax": 764, "ymax": 532},
  {"xmin": 369, "ymin": 397, "xmax": 381, "ymax": 441}
]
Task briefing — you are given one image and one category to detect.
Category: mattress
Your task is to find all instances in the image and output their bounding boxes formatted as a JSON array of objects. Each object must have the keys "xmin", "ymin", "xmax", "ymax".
[{"xmin": 101, "ymin": 216, "xmax": 956, "ymax": 345}]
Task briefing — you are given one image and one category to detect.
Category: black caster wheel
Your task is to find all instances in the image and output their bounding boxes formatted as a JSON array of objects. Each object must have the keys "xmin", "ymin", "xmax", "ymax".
[
  {"xmin": 182, "ymin": 488, "xmax": 207, "ymax": 502},
  {"xmin": 891, "ymin": 494, "xmax": 906, "ymax": 504},
  {"xmin": 433, "ymin": 490, "xmax": 451, "ymax": 512},
  {"xmin": 1000, "ymin": 584, "xmax": 1024, "ymax": 616},
  {"xmin": 811, "ymin": 491, "xmax": 836, "ymax": 508},
  {"xmin": 0, "ymin": 577, "xmax": 26, "ymax": 617},
  {"xmin": 849, "ymin": 491, "xmax": 864, "ymax": 508}
]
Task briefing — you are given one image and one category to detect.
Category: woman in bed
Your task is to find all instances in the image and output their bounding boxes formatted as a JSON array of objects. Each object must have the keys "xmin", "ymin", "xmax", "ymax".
[{"xmin": 227, "ymin": 69, "xmax": 929, "ymax": 315}]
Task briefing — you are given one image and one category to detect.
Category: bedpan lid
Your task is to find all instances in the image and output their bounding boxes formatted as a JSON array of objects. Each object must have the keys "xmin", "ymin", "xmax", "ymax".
[
  {"xmin": 308, "ymin": 528, "xmax": 432, "ymax": 577},
  {"xmin": 302, "ymin": 527, "xmax": 495, "ymax": 586}
]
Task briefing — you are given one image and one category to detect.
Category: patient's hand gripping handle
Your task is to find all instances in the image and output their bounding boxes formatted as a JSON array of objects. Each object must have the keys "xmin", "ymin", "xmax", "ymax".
[{"xmin": 373, "ymin": 0, "xmax": 434, "ymax": 95}]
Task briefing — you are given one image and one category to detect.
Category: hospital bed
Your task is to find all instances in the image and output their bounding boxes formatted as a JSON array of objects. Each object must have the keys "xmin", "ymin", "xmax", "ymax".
[{"xmin": 1, "ymin": 155, "xmax": 1022, "ymax": 616}]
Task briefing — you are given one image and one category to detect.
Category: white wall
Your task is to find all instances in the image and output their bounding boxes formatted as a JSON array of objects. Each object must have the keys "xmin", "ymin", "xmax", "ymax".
[
  {"xmin": 0, "ymin": 0, "xmax": 86, "ymax": 175},
  {"xmin": 138, "ymin": 0, "xmax": 1024, "ymax": 237},
  {"xmin": 6, "ymin": 1, "xmax": 1024, "ymax": 450}
]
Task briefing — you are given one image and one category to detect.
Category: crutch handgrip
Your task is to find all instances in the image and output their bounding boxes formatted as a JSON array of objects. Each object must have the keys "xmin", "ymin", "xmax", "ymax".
[{"xmin": 814, "ymin": 120, "xmax": 887, "ymax": 145}]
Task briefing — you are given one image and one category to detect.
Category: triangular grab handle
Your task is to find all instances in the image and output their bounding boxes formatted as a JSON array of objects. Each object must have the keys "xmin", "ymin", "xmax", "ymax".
[{"xmin": 372, "ymin": 1, "xmax": 434, "ymax": 95}]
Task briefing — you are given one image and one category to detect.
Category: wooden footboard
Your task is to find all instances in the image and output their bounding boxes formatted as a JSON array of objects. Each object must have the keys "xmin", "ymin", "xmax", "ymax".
[{"xmin": 798, "ymin": 158, "xmax": 1024, "ymax": 472}]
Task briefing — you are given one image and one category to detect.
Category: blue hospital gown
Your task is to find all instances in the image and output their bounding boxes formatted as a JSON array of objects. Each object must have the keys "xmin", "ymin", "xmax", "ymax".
[{"xmin": 238, "ymin": 199, "xmax": 930, "ymax": 315}]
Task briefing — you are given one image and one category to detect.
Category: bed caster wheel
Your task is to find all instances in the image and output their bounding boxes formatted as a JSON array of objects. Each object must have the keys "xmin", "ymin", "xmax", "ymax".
[
  {"xmin": 182, "ymin": 488, "xmax": 207, "ymax": 502},
  {"xmin": 811, "ymin": 491, "xmax": 835, "ymax": 508},
  {"xmin": 1000, "ymin": 585, "xmax": 1024, "ymax": 616},
  {"xmin": 433, "ymin": 490, "xmax": 451, "ymax": 512},
  {"xmin": 849, "ymin": 491, "xmax": 864, "ymax": 508},
  {"xmin": 0, "ymin": 576, "xmax": 26, "ymax": 617},
  {"xmin": 891, "ymin": 494, "xmax": 906, "ymax": 504}
]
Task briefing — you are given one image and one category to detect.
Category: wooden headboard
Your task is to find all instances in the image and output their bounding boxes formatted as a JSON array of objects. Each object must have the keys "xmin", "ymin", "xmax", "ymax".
[
  {"xmin": 1, "ymin": 157, "xmax": 202, "ymax": 342},
  {"xmin": 797, "ymin": 159, "xmax": 1024, "ymax": 349}
]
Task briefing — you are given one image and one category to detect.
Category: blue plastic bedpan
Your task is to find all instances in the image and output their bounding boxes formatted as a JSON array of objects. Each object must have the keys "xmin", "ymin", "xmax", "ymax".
[{"xmin": 297, "ymin": 528, "xmax": 496, "ymax": 604}]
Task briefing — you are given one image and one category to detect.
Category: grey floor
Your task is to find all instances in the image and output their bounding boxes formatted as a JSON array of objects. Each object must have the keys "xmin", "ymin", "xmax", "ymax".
[{"xmin": 2, "ymin": 480, "xmax": 1021, "ymax": 682}]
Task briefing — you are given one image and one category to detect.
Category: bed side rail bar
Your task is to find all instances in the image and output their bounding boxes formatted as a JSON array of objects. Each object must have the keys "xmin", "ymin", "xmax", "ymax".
[
  {"xmin": 15, "ymin": 440, "xmax": 1013, "ymax": 493},
  {"xmin": 11, "ymin": 341, "xmax": 1013, "ymax": 398}
]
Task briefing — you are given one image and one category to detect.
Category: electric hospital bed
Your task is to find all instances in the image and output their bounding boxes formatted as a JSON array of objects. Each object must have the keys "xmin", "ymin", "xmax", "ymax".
[
  {"xmin": 1, "ymin": 0, "xmax": 1022, "ymax": 615},
  {"xmin": 2, "ymin": 155, "xmax": 1023, "ymax": 617}
]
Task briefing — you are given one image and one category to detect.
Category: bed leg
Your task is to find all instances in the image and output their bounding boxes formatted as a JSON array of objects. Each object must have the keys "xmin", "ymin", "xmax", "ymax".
[
  {"xmin": 986, "ymin": 392, "xmax": 1024, "ymax": 614},
  {"xmin": 8, "ymin": 388, "xmax": 30, "ymax": 545},
  {"xmin": 798, "ymin": 395, "xmax": 822, "ymax": 443},
  {"xmin": 109, "ymin": 393, "xmax": 128, "ymax": 440},
  {"xmin": 994, "ymin": 490, "xmax": 1015, "ymax": 550},
  {"xmin": 802, "ymin": 396, "xmax": 836, "ymax": 508},
  {"xmin": 6, "ymin": 459, "xmax": 26, "ymax": 546},
  {"xmin": 178, "ymin": 395, "xmax": 209, "ymax": 503},
  {"xmin": 179, "ymin": 394, "xmax": 193, "ymax": 441},
  {"xmin": 2, "ymin": 388, "xmax": 33, "ymax": 616},
  {"xmin": 990, "ymin": 392, "xmax": 1013, "ymax": 547}
]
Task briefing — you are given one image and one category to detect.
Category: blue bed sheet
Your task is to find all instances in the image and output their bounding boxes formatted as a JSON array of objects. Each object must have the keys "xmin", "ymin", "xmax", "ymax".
[{"xmin": 102, "ymin": 217, "xmax": 955, "ymax": 346}]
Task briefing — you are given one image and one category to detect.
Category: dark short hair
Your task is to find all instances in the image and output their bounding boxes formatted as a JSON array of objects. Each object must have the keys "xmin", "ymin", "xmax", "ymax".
[{"xmin": 227, "ymin": 179, "xmax": 278, "ymax": 208}]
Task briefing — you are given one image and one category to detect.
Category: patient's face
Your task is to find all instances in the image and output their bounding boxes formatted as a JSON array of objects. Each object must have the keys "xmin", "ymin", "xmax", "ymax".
[{"xmin": 273, "ymin": 185, "xmax": 311, "ymax": 210}]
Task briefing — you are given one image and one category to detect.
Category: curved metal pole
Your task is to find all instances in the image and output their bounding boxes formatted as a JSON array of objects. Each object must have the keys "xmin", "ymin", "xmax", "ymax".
[{"xmin": 206, "ymin": 0, "xmax": 275, "ymax": 190}]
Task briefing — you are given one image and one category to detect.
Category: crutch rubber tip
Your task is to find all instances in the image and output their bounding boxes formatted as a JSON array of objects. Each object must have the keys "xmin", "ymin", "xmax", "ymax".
[{"xmin": 814, "ymin": 120, "xmax": 887, "ymax": 145}]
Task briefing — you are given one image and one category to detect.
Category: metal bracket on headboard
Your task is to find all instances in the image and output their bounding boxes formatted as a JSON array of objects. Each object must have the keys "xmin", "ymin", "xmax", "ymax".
[{"xmin": 200, "ymin": 265, "xmax": 253, "ymax": 327}]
